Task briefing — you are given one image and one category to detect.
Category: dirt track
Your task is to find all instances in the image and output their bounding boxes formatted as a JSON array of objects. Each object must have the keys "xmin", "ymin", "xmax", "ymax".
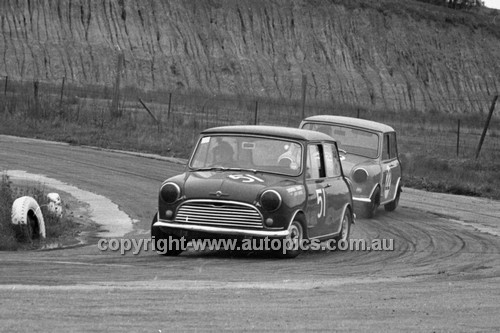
[{"xmin": 1, "ymin": 135, "xmax": 499, "ymax": 332}]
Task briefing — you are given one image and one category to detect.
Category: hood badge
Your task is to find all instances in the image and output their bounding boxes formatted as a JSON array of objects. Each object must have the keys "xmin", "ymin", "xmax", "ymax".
[{"xmin": 210, "ymin": 191, "xmax": 229, "ymax": 197}]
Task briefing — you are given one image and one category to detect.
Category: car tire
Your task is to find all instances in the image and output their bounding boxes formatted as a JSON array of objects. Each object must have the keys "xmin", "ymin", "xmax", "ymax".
[
  {"xmin": 151, "ymin": 213, "xmax": 183, "ymax": 256},
  {"xmin": 279, "ymin": 220, "xmax": 304, "ymax": 259},
  {"xmin": 360, "ymin": 187, "xmax": 380, "ymax": 219},
  {"xmin": 384, "ymin": 185, "xmax": 402, "ymax": 212},
  {"xmin": 334, "ymin": 208, "xmax": 352, "ymax": 246},
  {"xmin": 11, "ymin": 196, "xmax": 46, "ymax": 241}
]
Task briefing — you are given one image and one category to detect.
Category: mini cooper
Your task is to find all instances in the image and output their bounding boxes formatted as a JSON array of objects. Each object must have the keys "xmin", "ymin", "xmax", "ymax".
[
  {"xmin": 151, "ymin": 125, "xmax": 354, "ymax": 258},
  {"xmin": 300, "ymin": 116, "xmax": 402, "ymax": 218}
]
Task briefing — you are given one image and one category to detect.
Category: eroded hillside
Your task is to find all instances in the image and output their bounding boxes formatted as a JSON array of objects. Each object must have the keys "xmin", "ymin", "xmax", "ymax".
[{"xmin": 1, "ymin": 0, "xmax": 499, "ymax": 113}]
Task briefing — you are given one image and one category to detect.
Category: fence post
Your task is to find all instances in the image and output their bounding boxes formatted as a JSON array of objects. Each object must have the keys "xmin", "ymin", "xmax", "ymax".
[
  {"xmin": 254, "ymin": 100, "xmax": 259, "ymax": 125},
  {"xmin": 167, "ymin": 92, "xmax": 172, "ymax": 120},
  {"xmin": 475, "ymin": 95, "xmax": 498, "ymax": 159},
  {"xmin": 33, "ymin": 80, "xmax": 39, "ymax": 118},
  {"xmin": 138, "ymin": 98, "xmax": 161, "ymax": 133},
  {"xmin": 110, "ymin": 52, "xmax": 124, "ymax": 118},
  {"xmin": 59, "ymin": 76, "xmax": 66, "ymax": 108},
  {"xmin": 456, "ymin": 119, "xmax": 460, "ymax": 157},
  {"xmin": 301, "ymin": 74, "xmax": 307, "ymax": 119}
]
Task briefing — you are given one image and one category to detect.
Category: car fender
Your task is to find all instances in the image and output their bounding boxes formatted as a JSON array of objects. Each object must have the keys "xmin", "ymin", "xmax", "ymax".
[
  {"xmin": 288, "ymin": 210, "xmax": 308, "ymax": 239},
  {"xmin": 369, "ymin": 183, "xmax": 381, "ymax": 201},
  {"xmin": 333, "ymin": 203, "xmax": 353, "ymax": 235},
  {"xmin": 349, "ymin": 163, "xmax": 381, "ymax": 199},
  {"xmin": 353, "ymin": 183, "xmax": 380, "ymax": 203},
  {"xmin": 380, "ymin": 176, "xmax": 402, "ymax": 204}
]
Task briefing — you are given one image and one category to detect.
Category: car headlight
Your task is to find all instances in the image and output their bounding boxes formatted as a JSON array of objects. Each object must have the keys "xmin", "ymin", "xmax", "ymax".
[
  {"xmin": 160, "ymin": 182, "xmax": 181, "ymax": 203},
  {"xmin": 260, "ymin": 190, "xmax": 282, "ymax": 212},
  {"xmin": 352, "ymin": 168, "xmax": 368, "ymax": 183}
]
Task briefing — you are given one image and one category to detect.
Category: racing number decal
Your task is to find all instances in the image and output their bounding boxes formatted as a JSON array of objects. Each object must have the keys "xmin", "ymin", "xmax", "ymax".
[
  {"xmin": 228, "ymin": 174, "xmax": 265, "ymax": 183},
  {"xmin": 382, "ymin": 168, "xmax": 392, "ymax": 199},
  {"xmin": 316, "ymin": 188, "xmax": 326, "ymax": 218}
]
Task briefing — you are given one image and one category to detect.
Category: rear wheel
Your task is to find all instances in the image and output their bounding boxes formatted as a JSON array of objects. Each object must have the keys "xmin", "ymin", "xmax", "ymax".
[
  {"xmin": 151, "ymin": 213, "xmax": 183, "ymax": 256},
  {"xmin": 334, "ymin": 208, "xmax": 352, "ymax": 245}
]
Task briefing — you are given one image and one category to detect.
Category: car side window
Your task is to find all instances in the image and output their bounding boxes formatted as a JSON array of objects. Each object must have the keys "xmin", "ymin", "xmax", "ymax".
[
  {"xmin": 306, "ymin": 144, "xmax": 323, "ymax": 179},
  {"xmin": 389, "ymin": 132, "xmax": 398, "ymax": 159},
  {"xmin": 323, "ymin": 143, "xmax": 341, "ymax": 178},
  {"xmin": 382, "ymin": 134, "xmax": 390, "ymax": 160}
]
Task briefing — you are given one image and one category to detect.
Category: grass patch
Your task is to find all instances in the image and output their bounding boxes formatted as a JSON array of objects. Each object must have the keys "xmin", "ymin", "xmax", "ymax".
[
  {"xmin": 0, "ymin": 175, "xmax": 18, "ymax": 250},
  {"xmin": 0, "ymin": 174, "xmax": 80, "ymax": 251},
  {"xmin": 401, "ymin": 153, "xmax": 500, "ymax": 199}
]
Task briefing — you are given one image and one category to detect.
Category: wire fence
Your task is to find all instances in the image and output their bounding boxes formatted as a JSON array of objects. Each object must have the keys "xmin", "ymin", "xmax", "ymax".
[{"xmin": 1, "ymin": 76, "xmax": 499, "ymax": 161}]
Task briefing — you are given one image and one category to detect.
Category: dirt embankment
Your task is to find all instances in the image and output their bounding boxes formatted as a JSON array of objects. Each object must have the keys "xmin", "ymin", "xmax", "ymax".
[{"xmin": 0, "ymin": 0, "xmax": 499, "ymax": 113}]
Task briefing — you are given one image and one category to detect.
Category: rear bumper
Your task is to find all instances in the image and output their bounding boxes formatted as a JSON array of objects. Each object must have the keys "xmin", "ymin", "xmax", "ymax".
[{"xmin": 153, "ymin": 220, "xmax": 289, "ymax": 238}]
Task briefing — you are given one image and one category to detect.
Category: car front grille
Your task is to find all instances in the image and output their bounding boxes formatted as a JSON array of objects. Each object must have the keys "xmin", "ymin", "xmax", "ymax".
[{"xmin": 175, "ymin": 200, "xmax": 263, "ymax": 229}]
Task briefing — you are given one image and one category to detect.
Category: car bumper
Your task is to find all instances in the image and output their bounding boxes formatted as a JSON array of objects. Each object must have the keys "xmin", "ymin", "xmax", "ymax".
[
  {"xmin": 153, "ymin": 220, "xmax": 290, "ymax": 238},
  {"xmin": 352, "ymin": 196, "xmax": 372, "ymax": 203}
]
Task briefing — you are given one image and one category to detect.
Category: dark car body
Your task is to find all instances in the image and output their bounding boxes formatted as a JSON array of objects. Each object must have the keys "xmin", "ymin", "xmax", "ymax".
[
  {"xmin": 300, "ymin": 116, "xmax": 402, "ymax": 218},
  {"xmin": 151, "ymin": 125, "xmax": 354, "ymax": 257}
]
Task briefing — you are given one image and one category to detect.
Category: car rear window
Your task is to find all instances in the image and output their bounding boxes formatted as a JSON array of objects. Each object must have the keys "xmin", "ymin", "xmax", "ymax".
[{"xmin": 302, "ymin": 123, "xmax": 379, "ymax": 159}]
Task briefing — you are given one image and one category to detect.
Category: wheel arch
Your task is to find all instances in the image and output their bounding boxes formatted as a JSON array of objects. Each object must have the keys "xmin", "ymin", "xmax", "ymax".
[
  {"xmin": 345, "ymin": 203, "xmax": 354, "ymax": 224},
  {"xmin": 289, "ymin": 210, "xmax": 308, "ymax": 239},
  {"xmin": 370, "ymin": 183, "xmax": 381, "ymax": 203}
]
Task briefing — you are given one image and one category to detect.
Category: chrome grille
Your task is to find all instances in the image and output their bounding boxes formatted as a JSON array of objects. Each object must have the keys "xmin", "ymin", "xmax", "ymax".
[{"xmin": 175, "ymin": 200, "xmax": 263, "ymax": 229}]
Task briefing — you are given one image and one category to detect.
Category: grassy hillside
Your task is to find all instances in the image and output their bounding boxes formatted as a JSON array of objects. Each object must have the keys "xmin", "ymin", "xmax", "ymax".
[
  {"xmin": 0, "ymin": 0, "xmax": 499, "ymax": 200},
  {"xmin": 0, "ymin": 0, "xmax": 499, "ymax": 113}
]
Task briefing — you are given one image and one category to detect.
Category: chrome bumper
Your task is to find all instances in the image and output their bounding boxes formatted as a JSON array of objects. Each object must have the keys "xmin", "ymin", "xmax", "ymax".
[
  {"xmin": 154, "ymin": 220, "xmax": 290, "ymax": 238},
  {"xmin": 352, "ymin": 196, "xmax": 372, "ymax": 203}
]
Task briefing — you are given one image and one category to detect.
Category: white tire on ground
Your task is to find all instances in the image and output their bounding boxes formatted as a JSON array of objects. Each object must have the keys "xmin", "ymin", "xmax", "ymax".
[{"xmin": 11, "ymin": 196, "xmax": 46, "ymax": 239}]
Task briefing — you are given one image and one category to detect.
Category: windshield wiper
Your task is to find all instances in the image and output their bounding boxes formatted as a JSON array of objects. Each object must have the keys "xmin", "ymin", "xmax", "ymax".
[
  {"xmin": 191, "ymin": 167, "xmax": 228, "ymax": 171},
  {"xmin": 225, "ymin": 167, "xmax": 258, "ymax": 173}
]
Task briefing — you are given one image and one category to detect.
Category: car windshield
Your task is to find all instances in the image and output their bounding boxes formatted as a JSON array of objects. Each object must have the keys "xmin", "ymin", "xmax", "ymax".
[
  {"xmin": 302, "ymin": 123, "xmax": 379, "ymax": 158},
  {"xmin": 189, "ymin": 135, "xmax": 303, "ymax": 176}
]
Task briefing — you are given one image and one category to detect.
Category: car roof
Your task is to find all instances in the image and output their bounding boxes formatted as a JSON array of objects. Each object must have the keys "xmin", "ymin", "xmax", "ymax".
[
  {"xmin": 202, "ymin": 125, "xmax": 336, "ymax": 142},
  {"xmin": 301, "ymin": 115, "xmax": 395, "ymax": 133}
]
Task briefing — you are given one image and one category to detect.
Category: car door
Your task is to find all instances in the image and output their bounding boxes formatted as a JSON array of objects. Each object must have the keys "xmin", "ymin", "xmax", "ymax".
[
  {"xmin": 305, "ymin": 143, "xmax": 325, "ymax": 238},
  {"xmin": 305, "ymin": 143, "xmax": 338, "ymax": 238},
  {"xmin": 388, "ymin": 132, "xmax": 401, "ymax": 196},
  {"xmin": 380, "ymin": 132, "xmax": 401, "ymax": 203},
  {"xmin": 321, "ymin": 142, "xmax": 349, "ymax": 238}
]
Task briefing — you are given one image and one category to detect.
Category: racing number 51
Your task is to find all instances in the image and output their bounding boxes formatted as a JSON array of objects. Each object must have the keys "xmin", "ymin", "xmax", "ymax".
[{"xmin": 316, "ymin": 188, "xmax": 326, "ymax": 218}]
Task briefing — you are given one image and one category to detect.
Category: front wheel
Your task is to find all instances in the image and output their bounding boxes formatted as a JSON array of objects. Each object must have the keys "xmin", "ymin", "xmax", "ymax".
[
  {"xmin": 360, "ymin": 187, "xmax": 380, "ymax": 218},
  {"xmin": 384, "ymin": 185, "xmax": 402, "ymax": 212},
  {"xmin": 278, "ymin": 220, "xmax": 304, "ymax": 259},
  {"xmin": 151, "ymin": 213, "xmax": 183, "ymax": 256}
]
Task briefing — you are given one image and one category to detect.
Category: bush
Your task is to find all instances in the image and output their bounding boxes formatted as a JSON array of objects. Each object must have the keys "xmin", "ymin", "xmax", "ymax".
[{"xmin": 0, "ymin": 174, "xmax": 18, "ymax": 250}]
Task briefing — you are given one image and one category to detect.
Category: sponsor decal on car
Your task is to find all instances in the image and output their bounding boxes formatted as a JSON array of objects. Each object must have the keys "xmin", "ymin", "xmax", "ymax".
[{"xmin": 286, "ymin": 185, "xmax": 304, "ymax": 197}]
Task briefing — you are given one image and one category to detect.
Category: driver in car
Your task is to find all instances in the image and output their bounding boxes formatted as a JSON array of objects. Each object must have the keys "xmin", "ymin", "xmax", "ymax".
[{"xmin": 213, "ymin": 142, "xmax": 234, "ymax": 165}]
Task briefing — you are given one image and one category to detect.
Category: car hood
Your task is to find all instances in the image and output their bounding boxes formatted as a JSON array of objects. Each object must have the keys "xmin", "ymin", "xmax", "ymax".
[
  {"xmin": 182, "ymin": 171, "xmax": 298, "ymax": 202},
  {"xmin": 341, "ymin": 154, "xmax": 377, "ymax": 176}
]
